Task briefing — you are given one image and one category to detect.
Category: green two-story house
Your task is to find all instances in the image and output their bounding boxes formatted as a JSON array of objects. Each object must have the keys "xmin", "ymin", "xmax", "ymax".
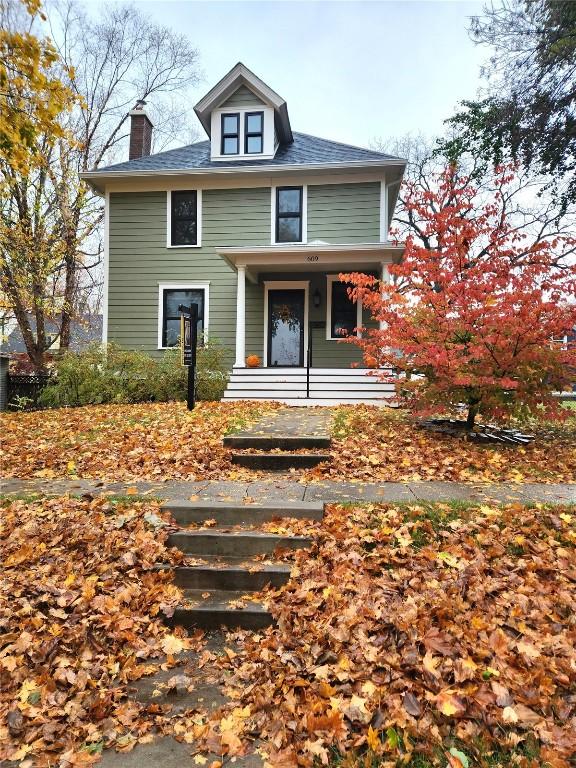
[{"xmin": 82, "ymin": 63, "xmax": 406, "ymax": 404}]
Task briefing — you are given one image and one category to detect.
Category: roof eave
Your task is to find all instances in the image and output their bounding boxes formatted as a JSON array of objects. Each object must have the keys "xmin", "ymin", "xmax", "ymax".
[{"xmin": 80, "ymin": 157, "xmax": 407, "ymax": 193}]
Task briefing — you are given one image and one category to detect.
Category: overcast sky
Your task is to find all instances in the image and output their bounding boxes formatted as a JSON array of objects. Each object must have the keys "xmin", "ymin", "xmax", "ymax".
[{"xmin": 118, "ymin": 0, "xmax": 489, "ymax": 149}]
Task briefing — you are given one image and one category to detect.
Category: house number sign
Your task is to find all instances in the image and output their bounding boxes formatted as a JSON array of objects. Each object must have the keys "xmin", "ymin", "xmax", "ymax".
[{"xmin": 306, "ymin": 255, "xmax": 319, "ymax": 262}]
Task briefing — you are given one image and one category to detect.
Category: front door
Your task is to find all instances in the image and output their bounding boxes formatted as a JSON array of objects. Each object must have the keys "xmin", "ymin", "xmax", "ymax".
[{"xmin": 267, "ymin": 289, "xmax": 305, "ymax": 367}]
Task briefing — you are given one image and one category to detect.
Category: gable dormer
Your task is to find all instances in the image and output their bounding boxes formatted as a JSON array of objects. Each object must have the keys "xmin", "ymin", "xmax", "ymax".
[{"xmin": 194, "ymin": 63, "xmax": 293, "ymax": 162}]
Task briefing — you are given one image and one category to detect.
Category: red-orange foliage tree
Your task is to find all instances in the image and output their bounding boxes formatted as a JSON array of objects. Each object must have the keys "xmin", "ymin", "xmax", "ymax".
[{"xmin": 342, "ymin": 166, "xmax": 576, "ymax": 429}]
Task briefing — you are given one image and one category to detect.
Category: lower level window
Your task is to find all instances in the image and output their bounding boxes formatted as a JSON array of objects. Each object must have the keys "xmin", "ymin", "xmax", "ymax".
[
  {"xmin": 327, "ymin": 277, "xmax": 361, "ymax": 339},
  {"xmin": 160, "ymin": 286, "xmax": 206, "ymax": 347}
]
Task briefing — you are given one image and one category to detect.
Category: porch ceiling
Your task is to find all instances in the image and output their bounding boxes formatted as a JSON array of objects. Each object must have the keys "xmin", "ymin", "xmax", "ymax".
[{"xmin": 217, "ymin": 242, "xmax": 403, "ymax": 282}]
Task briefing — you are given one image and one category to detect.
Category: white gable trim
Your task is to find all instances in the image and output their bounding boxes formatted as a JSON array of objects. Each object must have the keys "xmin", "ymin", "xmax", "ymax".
[{"xmin": 194, "ymin": 62, "xmax": 293, "ymax": 143}]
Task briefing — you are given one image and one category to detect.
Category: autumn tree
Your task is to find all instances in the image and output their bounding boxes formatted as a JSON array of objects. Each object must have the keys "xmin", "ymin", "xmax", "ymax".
[
  {"xmin": 373, "ymin": 133, "xmax": 576, "ymax": 269},
  {"xmin": 342, "ymin": 165, "xmax": 576, "ymax": 429},
  {"xmin": 0, "ymin": 0, "xmax": 76, "ymax": 173},
  {"xmin": 443, "ymin": 0, "xmax": 576, "ymax": 211},
  {"xmin": 1, "ymin": 0, "xmax": 200, "ymax": 372}
]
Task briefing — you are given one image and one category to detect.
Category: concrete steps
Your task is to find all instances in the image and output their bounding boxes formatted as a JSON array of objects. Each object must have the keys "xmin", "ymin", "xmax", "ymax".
[
  {"xmin": 170, "ymin": 591, "xmax": 272, "ymax": 631},
  {"xmin": 173, "ymin": 558, "xmax": 292, "ymax": 590},
  {"xmin": 231, "ymin": 452, "xmax": 331, "ymax": 470},
  {"xmin": 223, "ymin": 434, "xmax": 331, "ymax": 450},
  {"xmin": 163, "ymin": 499, "xmax": 324, "ymax": 527},
  {"xmin": 164, "ymin": 500, "xmax": 323, "ymax": 631},
  {"xmin": 168, "ymin": 529, "xmax": 312, "ymax": 557}
]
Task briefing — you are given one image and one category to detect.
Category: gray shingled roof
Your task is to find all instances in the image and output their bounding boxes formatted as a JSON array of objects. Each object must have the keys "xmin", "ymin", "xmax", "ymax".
[{"xmin": 91, "ymin": 132, "xmax": 402, "ymax": 174}]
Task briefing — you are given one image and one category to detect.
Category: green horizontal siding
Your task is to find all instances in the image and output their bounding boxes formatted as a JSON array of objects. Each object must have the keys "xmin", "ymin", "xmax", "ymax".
[
  {"xmin": 108, "ymin": 182, "xmax": 382, "ymax": 366},
  {"xmin": 307, "ymin": 182, "xmax": 380, "ymax": 243},
  {"xmin": 108, "ymin": 188, "xmax": 270, "ymax": 358},
  {"xmin": 220, "ymin": 85, "xmax": 265, "ymax": 108}
]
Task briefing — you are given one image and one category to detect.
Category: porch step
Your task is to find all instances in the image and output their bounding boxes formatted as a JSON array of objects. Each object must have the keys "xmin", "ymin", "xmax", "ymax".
[
  {"xmin": 230, "ymin": 367, "xmax": 395, "ymax": 376},
  {"xmin": 170, "ymin": 590, "xmax": 272, "ymax": 631},
  {"xmin": 224, "ymin": 397, "xmax": 395, "ymax": 406},
  {"xmin": 231, "ymin": 452, "xmax": 331, "ymax": 470},
  {"xmin": 223, "ymin": 390, "xmax": 393, "ymax": 399},
  {"xmin": 163, "ymin": 499, "xmax": 325, "ymax": 527},
  {"xmin": 223, "ymin": 434, "xmax": 330, "ymax": 450},
  {"xmin": 173, "ymin": 558, "xmax": 292, "ymax": 590},
  {"xmin": 222, "ymin": 367, "xmax": 396, "ymax": 405},
  {"xmin": 168, "ymin": 529, "xmax": 312, "ymax": 556}
]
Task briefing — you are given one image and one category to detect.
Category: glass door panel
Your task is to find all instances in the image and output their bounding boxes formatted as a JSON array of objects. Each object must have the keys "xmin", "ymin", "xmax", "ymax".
[{"xmin": 267, "ymin": 289, "xmax": 305, "ymax": 367}]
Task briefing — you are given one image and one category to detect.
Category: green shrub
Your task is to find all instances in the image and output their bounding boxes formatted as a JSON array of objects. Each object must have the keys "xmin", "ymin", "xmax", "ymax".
[
  {"xmin": 39, "ymin": 340, "xmax": 229, "ymax": 407},
  {"xmin": 196, "ymin": 338, "xmax": 229, "ymax": 401}
]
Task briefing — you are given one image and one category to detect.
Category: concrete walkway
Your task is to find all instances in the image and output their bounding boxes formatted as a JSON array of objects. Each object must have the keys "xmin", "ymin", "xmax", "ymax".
[
  {"xmin": 229, "ymin": 407, "xmax": 332, "ymax": 438},
  {"xmin": 1, "ymin": 477, "xmax": 575, "ymax": 504}
]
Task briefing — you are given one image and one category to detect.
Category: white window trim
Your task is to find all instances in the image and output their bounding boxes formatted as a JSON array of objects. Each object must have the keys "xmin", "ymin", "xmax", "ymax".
[
  {"xmin": 326, "ymin": 275, "xmax": 362, "ymax": 341},
  {"xmin": 157, "ymin": 282, "xmax": 210, "ymax": 350},
  {"xmin": 270, "ymin": 185, "xmax": 307, "ymax": 245},
  {"xmin": 210, "ymin": 106, "xmax": 276, "ymax": 161},
  {"xmin": 263, "ymin": 280, "xmax": 309, "ymax": 367},
  {"xmin": 166, "ymin": 189, "xmax": 202, "ymax": 248}
]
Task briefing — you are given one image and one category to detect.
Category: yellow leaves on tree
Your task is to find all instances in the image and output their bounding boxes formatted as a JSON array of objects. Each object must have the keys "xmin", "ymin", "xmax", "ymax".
[{"xmin": 0, "ymin": 0, "xmax": 79, "ymax": 176}]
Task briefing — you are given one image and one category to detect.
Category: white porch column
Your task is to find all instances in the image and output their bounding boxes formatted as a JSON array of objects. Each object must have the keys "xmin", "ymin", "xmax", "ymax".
[
  {"xmin": 379, "ymin": 262, "xmax": 390, "ymax": 331},
  {"xmin": 234, "ymin": 264, "xmax": 246, "ymax": 367}
]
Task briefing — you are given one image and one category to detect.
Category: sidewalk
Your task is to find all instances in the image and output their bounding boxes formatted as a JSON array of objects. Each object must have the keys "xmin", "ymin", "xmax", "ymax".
[{"xmin": 1, "ymin": 476, "xmax": 575, "ymax": 504}]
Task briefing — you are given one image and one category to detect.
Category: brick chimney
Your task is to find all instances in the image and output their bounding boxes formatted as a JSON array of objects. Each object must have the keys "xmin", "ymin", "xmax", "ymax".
[{"xmin": 128, "ymin": 100, "xmax": 153, "ymax": 160}]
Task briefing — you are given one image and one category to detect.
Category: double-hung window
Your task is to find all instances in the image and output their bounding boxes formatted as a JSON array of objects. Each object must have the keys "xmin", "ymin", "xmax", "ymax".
[
  {"xmin": 170, "ymin": 191, "xmax": 198, "ymax": 246},
  {"xmin": 221, "ymin": 113, "xmax": 240, "ymax": 155},
  {"xmin": 160, "ymin": 286, "xmax": 206, "ymax": 348},
  {"xmin": 275, "ymin": 186, "xmax": 303, "ymax": 243},
  {"xmin": 327, "ymin": 276, "xmax": 361, "ymax": 339},
  {"xmin": 244, "ymin": 112, "xmax": 263, "ymax": 154}
]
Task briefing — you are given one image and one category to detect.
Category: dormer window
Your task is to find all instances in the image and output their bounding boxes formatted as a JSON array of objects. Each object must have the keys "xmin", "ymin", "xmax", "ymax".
[
  {"xmin": 221, "ymin": 114, "xmax": 239, "ymax": 155},
  {"xmin": 245, "ymin": 112, "xmax": 263, "ymax": 154}
]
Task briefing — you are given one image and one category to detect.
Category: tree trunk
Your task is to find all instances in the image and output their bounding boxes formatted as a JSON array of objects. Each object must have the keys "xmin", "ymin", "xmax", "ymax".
[
  {"xmin": 466, "ymin": 403, "xmax": 479, "ymax": 430},
  {"xmin": 59, "ymin": 252, "xmax": 77, "ymax": 352}
]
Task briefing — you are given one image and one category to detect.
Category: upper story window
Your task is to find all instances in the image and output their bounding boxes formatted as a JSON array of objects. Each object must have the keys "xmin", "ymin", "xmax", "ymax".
[
  {"xmin": 170, "ymin": 190, "xmax": 198, "ymax": 246},
  {"xmin": 221, "ymin": 113, "xmax": 240, "ymax": 155},
  {"xmin": 276, "ymin": 186, "xmax": 303, "ymax": 243},
  {"xmin": 244, "ymin": 112, "xmax": 263, "ymax": 154}
]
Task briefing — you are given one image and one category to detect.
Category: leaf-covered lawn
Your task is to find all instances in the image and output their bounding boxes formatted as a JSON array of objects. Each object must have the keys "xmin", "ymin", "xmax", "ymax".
[
  {"xmin": 2, "ymin": 497, "xmax": 575, "ymax": 766},
  {"xmin": 0, "ymin": 402, "xmax": 277, "ymax": 482},
  {"xmin": 187, "ymin": 502, "xmax": 576, "ymax": 767},
  {"xmin": 1, "ymin": 402, "xmax": 574, "ymax": 483},
  {"xmin": 315, "ymin": 406, "xmax": 576, "ymax": 483},
  {"xmin": 0, "ymin": 495, "xmax": 196, "ymax": 765}
]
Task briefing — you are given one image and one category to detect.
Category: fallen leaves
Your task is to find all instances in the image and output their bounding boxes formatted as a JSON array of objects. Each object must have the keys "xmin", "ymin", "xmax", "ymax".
[
  {"xmin": 0, "ymin": 401, "xmax": 277, "ymax": 482},
  {"xmin": 2, "ymin": 401, "xmax": 574, "ymax": 484},
  {"xmin": 312, "ymin": 405, "xmax": 576, "ymax": 483},
  {"xmin": 0, "ymin": 495, "xmax": 197, "ymax": 765},
  {"xmin": 202, "ymin": 502, "xmax": 576, "ymax": 764}
]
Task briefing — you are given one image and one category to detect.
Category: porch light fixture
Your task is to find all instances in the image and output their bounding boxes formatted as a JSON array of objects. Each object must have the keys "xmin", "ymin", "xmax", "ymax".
[{"xmin": 313, "ymin": 288, "xmax": 322, "ymax": 308}]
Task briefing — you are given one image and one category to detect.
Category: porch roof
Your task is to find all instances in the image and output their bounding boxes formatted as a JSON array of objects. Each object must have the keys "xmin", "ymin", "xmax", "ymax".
[{"xmin": 216, "ymin": 241, "xmax": 403, "ymax": 282}]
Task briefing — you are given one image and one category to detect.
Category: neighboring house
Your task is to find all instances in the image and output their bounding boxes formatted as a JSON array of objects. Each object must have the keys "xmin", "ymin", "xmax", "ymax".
[
  {"xmin": 82, "ymin": 64, "xmax": 406, "ymax": 404},
  {"xmin": 3, "ymin": 315, "xmax": 103, "ymax": 371}
]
